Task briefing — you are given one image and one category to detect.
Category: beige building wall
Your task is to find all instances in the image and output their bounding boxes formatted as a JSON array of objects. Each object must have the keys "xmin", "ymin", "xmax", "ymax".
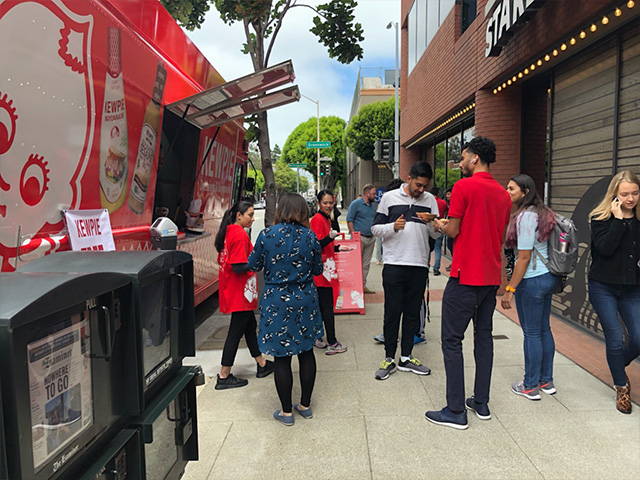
[{"xmin": 345, "ymin": 79, "xmax": 395, "ymax": 205}]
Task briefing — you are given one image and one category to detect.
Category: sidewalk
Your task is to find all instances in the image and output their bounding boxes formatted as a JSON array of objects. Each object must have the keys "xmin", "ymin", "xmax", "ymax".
[{"xmin": 183, "ymin": 262, "xmax": 640, "ymax": 480}]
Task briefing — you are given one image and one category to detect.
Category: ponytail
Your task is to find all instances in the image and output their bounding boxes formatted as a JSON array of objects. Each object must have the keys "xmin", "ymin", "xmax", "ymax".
[{"xmin": 215, "ymin": 200, "xmax": 253, "ymax": 252}]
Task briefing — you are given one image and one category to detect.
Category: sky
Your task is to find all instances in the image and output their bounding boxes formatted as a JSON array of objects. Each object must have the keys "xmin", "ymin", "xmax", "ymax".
[{"xmin": 185, "ymin": 0, "xmax": 401, "ymax": 150}]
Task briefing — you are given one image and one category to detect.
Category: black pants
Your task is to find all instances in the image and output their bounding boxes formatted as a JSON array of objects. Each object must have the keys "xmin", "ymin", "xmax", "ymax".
[
  {"xmin": 317, "ymin": 286, "xmax": 337, "ymax": 345},
  {"xmin": 274, "ymin": 349, "xmax": 316, "ymax": 413},
  {"xmin": 221, "ymin": 310, "xmax": 261, "ymax": 367},
  {"xmin": 383, "ymin": 264, "xmax": 428, "ymax": 359},
  {"xmin": 441, "ymin": 277, "xmax": 498, "ymax": 413}
]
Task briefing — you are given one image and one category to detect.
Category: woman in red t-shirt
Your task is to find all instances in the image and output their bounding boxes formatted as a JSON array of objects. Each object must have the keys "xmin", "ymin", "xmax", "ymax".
[
  {"xmin": 310, "ymin": 190, "xmax": 348, "ymax": 355},
  {"xmin": 214, "ymin": 200, "xmax": 274, "ymax": 389}
]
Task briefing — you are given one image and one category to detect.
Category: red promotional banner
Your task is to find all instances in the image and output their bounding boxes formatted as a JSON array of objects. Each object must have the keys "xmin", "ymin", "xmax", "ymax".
[{"xmin": 333, "ymin": 232, "xmax": 366, "ymax": 315}]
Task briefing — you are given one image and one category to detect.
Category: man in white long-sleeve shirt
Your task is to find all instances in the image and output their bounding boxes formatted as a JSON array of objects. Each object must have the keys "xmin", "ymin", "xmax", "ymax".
[{"xmin": 371, "ymin": 162, "xmax": 441, "ymax": 380}]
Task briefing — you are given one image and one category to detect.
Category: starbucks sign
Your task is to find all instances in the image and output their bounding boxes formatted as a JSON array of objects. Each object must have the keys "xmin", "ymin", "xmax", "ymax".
[{"xmin": 485, "ymin": 0, "xmax": 546, "ymax": 57}]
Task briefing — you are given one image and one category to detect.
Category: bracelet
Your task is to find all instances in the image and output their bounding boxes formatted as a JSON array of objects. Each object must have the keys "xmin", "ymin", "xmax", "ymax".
[{"xmin": 505, "ymin": 285, "xmax": 516, "ymax": 293}]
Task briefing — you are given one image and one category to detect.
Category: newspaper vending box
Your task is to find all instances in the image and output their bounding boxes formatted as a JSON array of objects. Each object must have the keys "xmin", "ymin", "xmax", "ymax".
[
  {"xmin": 0, "ymin": 272, "xmax": 139, "ymax": 480},
  {"xmin": 20, "ymin": 251, "xmax": 197, "ymax": 408}
]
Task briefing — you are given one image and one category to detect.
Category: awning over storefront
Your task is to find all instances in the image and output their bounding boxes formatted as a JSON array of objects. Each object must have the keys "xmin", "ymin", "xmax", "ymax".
[{"xmin": 166, "ymin": 60, "xmax": 299, "ymax": 129}]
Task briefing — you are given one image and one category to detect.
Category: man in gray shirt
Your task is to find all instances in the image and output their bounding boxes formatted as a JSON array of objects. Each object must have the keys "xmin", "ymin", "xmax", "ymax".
[{"xmin": 347, "ymin": 184, "xmax": 378, "ymax": 294}]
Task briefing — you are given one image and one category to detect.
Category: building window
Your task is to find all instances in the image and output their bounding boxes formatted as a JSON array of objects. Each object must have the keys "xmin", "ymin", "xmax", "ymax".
[
  {"xmin": 408, "ymin": 0, "xmax": 457, "ymax": 73},
  {"xmin": 408, "ymin": 5, "xmax": 417, "ymax": 72},
  {"xmin": 461, "ymin": 0, "xmax": 477, "ymax": 33}
]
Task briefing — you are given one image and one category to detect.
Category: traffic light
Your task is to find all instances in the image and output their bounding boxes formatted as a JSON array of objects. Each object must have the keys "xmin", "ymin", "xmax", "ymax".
[
  {"xmin": 381, "ymin": 140, "xmax": 394, "ymax": 163},
  {"xmin": 319, "ymin": 163, "xmax": 332, "ymax": 176},
  {"xmin": 374, "ymin": 139, "xmax": 394, "ymax": 164}
]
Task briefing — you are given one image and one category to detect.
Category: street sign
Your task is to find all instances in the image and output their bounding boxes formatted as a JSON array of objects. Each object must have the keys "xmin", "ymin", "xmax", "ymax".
[
  {"xmin": 288, "ymin": 163, "xmax": 307, "ymax": 168},
  {"xmin": 306, "ymin": 141, "xmax": 331, "ymax": 149}
]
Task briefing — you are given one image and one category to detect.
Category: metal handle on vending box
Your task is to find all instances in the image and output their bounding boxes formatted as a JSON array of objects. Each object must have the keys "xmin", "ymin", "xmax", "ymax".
[
  {"xmin": 90, "ymin": 305, "xmax": 113, "ymax": 361},
  {"xmin": 169, "ymin": 273, "xmax": 184, "ymax": 312},
  {"xmin": 166, "ymin": 404, "xmax": 181, "ymax": 422}
]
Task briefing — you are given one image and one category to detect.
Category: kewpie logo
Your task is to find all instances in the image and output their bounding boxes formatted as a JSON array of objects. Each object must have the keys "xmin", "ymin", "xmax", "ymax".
[{"xmin": 0, "ymin": 0, "xmax": 95, "ymax": 270}]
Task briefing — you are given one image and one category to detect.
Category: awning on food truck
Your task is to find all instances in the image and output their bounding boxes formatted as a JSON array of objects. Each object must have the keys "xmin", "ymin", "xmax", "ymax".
[{"xmin": 167, "ymin": 60, "xmax": 299, "ymax": 129}]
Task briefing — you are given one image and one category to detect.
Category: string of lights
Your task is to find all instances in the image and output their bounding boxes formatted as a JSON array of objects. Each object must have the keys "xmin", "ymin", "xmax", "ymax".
[
  {"xmin": 492, "ymin": 1, "xmax": 636, "ymax": 95},
  {"xmin": 407, "ymin": 102, "xmax": 476, "ymax": 148}
]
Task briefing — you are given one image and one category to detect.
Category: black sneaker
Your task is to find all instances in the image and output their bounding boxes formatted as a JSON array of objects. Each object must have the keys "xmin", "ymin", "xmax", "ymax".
[
  {"xmin": 433, "ymin": 270, "xmax": 441, "ymax": 276},
  {"xmin": 425, "ymin": 407, "xmax": 469, "ymax": 430},
  {"xmin": 465, "ymin": 396, "xmax": 491, "ymax": 420},
  {"xmin": 257, "ymin": 360, "xmax": 275, "ymax": 378},
  {"xmin": 215, "ymin": 374, "xmax": 248, "ymax": 390}
]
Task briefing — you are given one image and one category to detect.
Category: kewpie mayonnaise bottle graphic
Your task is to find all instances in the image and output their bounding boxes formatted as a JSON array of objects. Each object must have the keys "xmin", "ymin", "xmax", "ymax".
[
  {"xmin": 99, "ymin": 27, "xmax": 129, "ymax": 212},
  {"xmin": 128, "ymin": 63, "xmax": 166, "ymax": 214}
]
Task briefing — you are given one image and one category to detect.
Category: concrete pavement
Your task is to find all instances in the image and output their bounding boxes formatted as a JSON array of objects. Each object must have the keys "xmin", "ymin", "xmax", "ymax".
[{"xmin": 183, "ymin": 260, "xmax": 640, "ymax": 480}]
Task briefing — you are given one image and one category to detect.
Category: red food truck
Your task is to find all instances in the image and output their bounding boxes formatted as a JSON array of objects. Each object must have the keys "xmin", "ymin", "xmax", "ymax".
[{"xmin": 0, "ymin": 0, "xmax": 298, "ymax": 305}]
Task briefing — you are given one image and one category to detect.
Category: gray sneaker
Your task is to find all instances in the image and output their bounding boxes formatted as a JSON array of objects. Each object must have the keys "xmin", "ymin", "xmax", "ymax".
[
  {"xmin": 397, "ymin": 356, "xmax": 431, "ymax": 375},
  {"xmin": 539, "ymin": 381, "xmax": 557, "ymax": 395},
  {"xmin": 375, "ymin": 358, "xmax": 396, "ymax": 380},
  {"xmin": 314, "ymin": 339, "xmax": 328, "ymax": 349},
  {"xmin": 511, "ymin": 381, "xmax": 541, "ymax": 400},
  {"xmin": 325, "ymin": 342, "xmax": 347, "ymax": 355},
  {"xmin": 373, "ymin": 334, "xmax": 385, "ymax": 344}
]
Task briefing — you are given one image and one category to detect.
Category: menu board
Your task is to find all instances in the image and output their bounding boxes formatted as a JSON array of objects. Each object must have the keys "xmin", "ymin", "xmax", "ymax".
[
  {"xmin": 333, "ymin": 233, "xmax": 366, "ymax": 315},
  {"xmin": 28, "ymin": 316, "xmax": 94, "ymax": 470}
]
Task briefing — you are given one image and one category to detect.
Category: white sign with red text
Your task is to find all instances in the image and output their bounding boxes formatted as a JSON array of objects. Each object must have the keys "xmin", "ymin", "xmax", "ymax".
[{"xmin": 64, "ymin": 209, "xmax": 115, "ymax": 252}]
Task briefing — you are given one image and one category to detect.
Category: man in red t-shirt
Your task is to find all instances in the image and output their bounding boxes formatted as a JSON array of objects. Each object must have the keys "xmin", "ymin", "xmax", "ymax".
[{"xmin": 426, "ymin": 137, "xmax": 512, "ymax": 430}]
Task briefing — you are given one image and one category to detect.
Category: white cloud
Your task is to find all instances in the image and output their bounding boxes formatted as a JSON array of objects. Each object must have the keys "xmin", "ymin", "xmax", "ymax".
[{"xmin": 184, "ymin": 0, "xmax": 400, "ymax": 149}]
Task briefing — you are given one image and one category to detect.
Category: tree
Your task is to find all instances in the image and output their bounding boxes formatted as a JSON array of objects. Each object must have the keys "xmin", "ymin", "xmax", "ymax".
[
  {"xmin": 274, "ymin": 157, "xmax": 309, "ymax": 193},
  {"xmin": 281, "ymin": 116, "xmax": 346, "ymax": 191},
  {"xmin": 162, "ymin": 0, "xmax": 364, "ymax": 226},
  {"xmin": 344, "ymin": 97, "xmax": 394, "ymax": 161}
]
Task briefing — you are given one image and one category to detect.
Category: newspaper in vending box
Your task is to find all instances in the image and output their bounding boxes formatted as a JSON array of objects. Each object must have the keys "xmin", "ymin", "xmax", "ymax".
[{"xmin": 28, "ymin": 315, "xmax": 94, "ymax": 470}]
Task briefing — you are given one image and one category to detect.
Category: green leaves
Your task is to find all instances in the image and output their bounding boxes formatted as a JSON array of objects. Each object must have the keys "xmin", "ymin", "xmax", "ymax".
[
  {"xmin": 281, "ymin": 116, "xmax": 346, "ymax": 182},
  {"xmin": 311, "ymin": 0, "xmax": 364, "ymax": 64},
  {"xmin": 160, "ymin": 0, "xmax": 212, "ymax": 31},
  {"xmin": 274, "ymin": 157, "xmax": 309, "ymax": 193},
  {"xmin": 345, "ymin": 98, "xmax": 395, "ymax": 161}
]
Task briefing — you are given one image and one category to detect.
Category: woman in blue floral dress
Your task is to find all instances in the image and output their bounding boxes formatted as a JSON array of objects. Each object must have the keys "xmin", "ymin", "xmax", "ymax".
[{"xmin": 248, "ymin": 193, "xmax": 324, "ymax": 425}]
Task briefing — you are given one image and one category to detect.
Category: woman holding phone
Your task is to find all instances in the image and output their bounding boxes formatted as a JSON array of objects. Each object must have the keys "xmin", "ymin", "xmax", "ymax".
[
  {"xmin": 588, "ymin": 170, "xmax": 640, "ymax": 414},
  {"xmin": 248, "ymin": 193, "xmax": 324, "ymax": 425},
  {"xmin": 501, "ymin": 174, "xmax": 558, "ymax": 401},
  {"xmin": 310, "ymin": 190, "xmax": 347, "ymax": 355},
  {"xmin": 214, "ymin": 200, "xmax": 274, "ymax": 390}
]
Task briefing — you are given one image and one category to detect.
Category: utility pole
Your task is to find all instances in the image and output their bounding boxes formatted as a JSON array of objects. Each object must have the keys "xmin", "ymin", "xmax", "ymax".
[
  {"xmin": 301, "ymin": 94, "xmax": 321, "ymax": 193},
  {"xmin": 387, "ymin": 21, "xmax": 400, "ymax": 176}
]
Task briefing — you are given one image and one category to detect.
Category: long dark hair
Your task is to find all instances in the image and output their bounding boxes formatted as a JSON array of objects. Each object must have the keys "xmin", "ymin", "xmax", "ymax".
[
  {"xmin": 215, "ymin": 200, "xmax": 253, "ymax": 252},
  {"xmin": 505, "ymin": 174, "xmax": 555, "ymax": 249}
]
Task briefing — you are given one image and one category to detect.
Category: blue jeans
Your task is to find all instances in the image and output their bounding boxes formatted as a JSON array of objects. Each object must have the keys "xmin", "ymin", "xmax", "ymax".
[
  {"xmin": 432, "ymin": 236, "xmax": 443, "ymax": 271},
  {"xmin": 588, "ymin": 280, "xmax": 640, "ymax": 387},
  {"xmin": 515, "ymin": 273, "xmax": 558, "ymax": 388}
]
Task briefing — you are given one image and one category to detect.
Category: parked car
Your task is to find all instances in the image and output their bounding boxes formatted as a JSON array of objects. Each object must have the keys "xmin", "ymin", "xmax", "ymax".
[{"xmin": 253, "ymin": 200, "xmax": 266, "ymax": 209}]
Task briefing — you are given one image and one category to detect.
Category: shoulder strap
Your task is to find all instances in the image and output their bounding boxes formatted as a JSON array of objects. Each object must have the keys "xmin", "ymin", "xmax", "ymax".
[{"xmin": 532, "ymin": 246, "xmax": 551, "ymax": 268}]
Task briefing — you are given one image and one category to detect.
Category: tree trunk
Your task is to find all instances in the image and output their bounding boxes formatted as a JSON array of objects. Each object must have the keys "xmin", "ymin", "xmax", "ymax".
[{"xmin": 256, "ymin": 111, "xmax": 276, "ymax": 227}]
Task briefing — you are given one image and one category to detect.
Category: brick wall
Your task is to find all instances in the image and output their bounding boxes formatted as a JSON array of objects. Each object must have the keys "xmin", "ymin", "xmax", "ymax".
[
  {"xmin": 399, "ymin": 0, "xmax": 621, "ymax": 176},
  {"xmin": 474, "ymin": 87, "xmax": 521, "ymax": 187}
]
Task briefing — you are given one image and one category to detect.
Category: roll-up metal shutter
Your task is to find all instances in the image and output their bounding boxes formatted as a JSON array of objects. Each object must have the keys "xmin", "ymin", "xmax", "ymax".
[
  {"xmin": 550, "ymin": 37, "xmax": 617, "ymax": 218},
  {"xmin": 549, "ymin": 38, "xmax": 618, "ymax": 335},
  {"xmin": 549, "ymin": 21, "xmax": 640, "ymax": 335},
  {"xmin": 618, "ymin": 23, "xmax": 640, "ymax": 172}
]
